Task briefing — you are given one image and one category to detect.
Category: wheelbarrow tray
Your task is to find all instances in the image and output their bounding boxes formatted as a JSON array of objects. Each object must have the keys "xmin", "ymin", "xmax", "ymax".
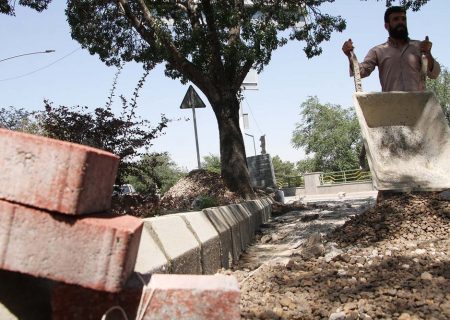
[{"xmin": 353, "ymin": 91, "xmax": 450, "ymax": 191}]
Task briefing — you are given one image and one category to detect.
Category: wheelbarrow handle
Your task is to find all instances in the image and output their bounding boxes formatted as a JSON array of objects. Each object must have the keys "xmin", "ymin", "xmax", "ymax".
[
  {"xmin": 421, "ymin": 53, "xmax": 428, "ymax": 83},
  {"xmin": 350, "ymin": 50, "xmax": 363, "ymax": 93}
]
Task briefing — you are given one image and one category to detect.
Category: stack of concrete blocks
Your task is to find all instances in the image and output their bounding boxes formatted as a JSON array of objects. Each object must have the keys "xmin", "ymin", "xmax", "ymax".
[
  {"xmin": 135, "ymin": 197, "xmax": 273, "ymax": 276},
  {"xmin": 0, "ymin": 129, "xmax": 242, "ymax": 320},
  {"xmin": 57, "ymin": 198, "xmax": 273, "ymax": 319}
]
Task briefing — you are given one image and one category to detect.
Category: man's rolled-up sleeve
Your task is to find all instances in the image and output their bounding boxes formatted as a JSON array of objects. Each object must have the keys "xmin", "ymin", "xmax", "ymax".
[
  {"xmin": 349, "ymin": 49, "xmax": 377, "ymax": 78},
  {"xmin": 428, "ymin": 58, "xmax": 441, "ymax": 79}
]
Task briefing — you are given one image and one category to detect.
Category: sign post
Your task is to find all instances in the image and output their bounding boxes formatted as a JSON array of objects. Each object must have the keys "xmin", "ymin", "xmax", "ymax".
[{"xmin": 180, "ymin": 85, "xmax": 206, "ymax": 169}]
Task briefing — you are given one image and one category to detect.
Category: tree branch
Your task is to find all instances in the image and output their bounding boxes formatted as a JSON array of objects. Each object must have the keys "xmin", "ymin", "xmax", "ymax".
[
  {"xmin": 200, "ymin": 0, "xmax": 225, "ymax": 78},
  {"xmin": 117, "ymin": 0, "xmax": 211, "ymax": 94}
]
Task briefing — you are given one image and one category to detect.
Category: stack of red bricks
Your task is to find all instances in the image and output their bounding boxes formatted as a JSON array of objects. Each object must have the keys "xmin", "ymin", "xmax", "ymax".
[{"xmin": 0, "ymin": 129, "xmax": 240, "ymax": 320}]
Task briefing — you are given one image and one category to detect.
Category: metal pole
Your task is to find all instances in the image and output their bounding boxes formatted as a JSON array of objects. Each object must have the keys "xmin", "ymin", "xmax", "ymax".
[
  {"xmin": 0, "ymin": 50, "xmax": 55, "ymax": 63},
  {"xmin": 245, "ymin": 133, "xmax": 256, "ymax": 156},
  {"xmin": 191, "ymin": 105, "xmax": 201, "ymax": 169}
]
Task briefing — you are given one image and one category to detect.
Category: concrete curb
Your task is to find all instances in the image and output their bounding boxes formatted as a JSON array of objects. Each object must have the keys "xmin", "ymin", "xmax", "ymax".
[{"xmin": 135, "ymin": 197, "xmax": 272, "ymax": 276}]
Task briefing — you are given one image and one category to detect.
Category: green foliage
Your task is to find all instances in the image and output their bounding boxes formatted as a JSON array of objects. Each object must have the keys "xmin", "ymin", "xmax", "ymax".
[
  {"xmin": 125, "ymin": 152, "xmax": 187, "ymax": 196},
  {"xmin": 201, "ymin": 154, "xmax": 221, "ymax": 174},
  {"xmin": 427, "ymin": 66, "xmax": 450, "ymax": 124},
  {"xmin": 0, "ymin": 106, "xmax": 41, "ymax": 133},
  {"xmin": 0, "ymin": 0, "xmax": 51, "ymax": 15},
  {"xmin": 36, "ymin": 69, "xmax": 169, "ymax": 186},
  {"xmin": 63, "ymin": 0, "xmax": 431, "ymax": 198},
  {"xmin": 272, "ymin": 155, "xmax": 299, "ymax": 177},
  {"xmin": 291, "ymin": 96, "xmax": 362, "ymax": 172},
  {"xmin": 296, "ymin": 158, "xmax": 319, "ymax": 174},
  {"xmin": 193, "ymin": 195, "xmax": 219, "ymax": 210}
]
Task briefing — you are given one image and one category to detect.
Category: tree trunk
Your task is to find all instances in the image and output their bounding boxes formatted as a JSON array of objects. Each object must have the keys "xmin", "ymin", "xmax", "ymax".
[
  {"xmin": 209, "ymin": 92, "xmax": 255, "ymax": 200},
  {"xmin": 359, "ymin": 144, "xmax": 369, "ymax": 171}
]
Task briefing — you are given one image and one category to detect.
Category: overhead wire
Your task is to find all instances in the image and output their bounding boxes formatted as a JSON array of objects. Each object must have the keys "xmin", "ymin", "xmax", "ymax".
[
  {"xmin": 0, "ymin": 47, "xmax": 81, "ymax": 82},
  {"xmin": 242, "ymin": 91, "xmax": 264, "ymax": 135}
]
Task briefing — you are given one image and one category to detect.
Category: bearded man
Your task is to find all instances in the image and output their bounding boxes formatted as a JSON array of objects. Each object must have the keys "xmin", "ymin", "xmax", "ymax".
[{"xmin": 342, "ymin": 6, "xmax": 440, "ymax": 91}]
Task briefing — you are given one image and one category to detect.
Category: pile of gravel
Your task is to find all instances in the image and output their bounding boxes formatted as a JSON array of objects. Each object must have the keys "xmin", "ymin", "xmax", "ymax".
[
  {"xmin": 159, "ymin": 169, "xmax": 243, "ymax": 211},
  {"xmin": 227, "ymin": 193, "xmax": 450, "ymax": 320}
]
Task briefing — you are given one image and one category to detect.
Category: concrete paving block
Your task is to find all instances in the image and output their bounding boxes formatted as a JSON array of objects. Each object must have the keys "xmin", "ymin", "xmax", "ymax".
[
  {"xmin": 0, "ymin": 200, "xmax": 142, "ymax": 292},
  {"xmin": 247, "ymin": 200, "xmax": 263, "ymax": 228},
  {"xmin": 241, "ymin": 202, "xmax": 258, "ymax": 235},
  {"xmin": 257, "ymin": 198, "xmax": 272, "ymax": 222},
  {"xmin": 134, "ymin": 226, "xmax": 169, "ymax": 276},
  {"xmin": 0, "ymin": 128, "xmax": 119, "ymax": 215},
  {"xmin": 240, "ymin": 202, "xmax": 256, "ymax": 238},
  {"xmin": 217, "ymin": 206, "xmax": 242, "ymax": 262},
  {"xmin": 203, "ymin": 208, "xmax": 233, "ymax": 269},
  {"xmin": 227, "ymin": 204, "xmax": 251, "ymax": 250},
  {"xmin": 176, "ymin": 211, "xmax": 221, "ymax": 275},
  {"xmin": 263, "ymin": 198, "xmax": 272, "ymax": 221},
  {"xmin": 144, "ymin": 215, "xmax": 201, "ymax": 274},
  {"xmin": 143, "ymin": 274, "xmax": 240, "ymax": 320}
]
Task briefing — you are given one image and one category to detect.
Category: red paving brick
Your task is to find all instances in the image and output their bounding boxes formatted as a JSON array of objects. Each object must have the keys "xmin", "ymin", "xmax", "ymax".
[
  {"xmin": 0, "ymin": 200, "xmax": 142, "ymax": 292},
  {"xmin": 0, "ymin": 128, "xmax": 119, "ymax": 215},
  {"xmin": 143, "ymin": 274, "xmax": 240, "ymax": 319}
]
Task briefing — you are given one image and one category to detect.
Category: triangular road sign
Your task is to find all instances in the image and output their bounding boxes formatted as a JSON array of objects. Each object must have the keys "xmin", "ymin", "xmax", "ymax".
[{"xmin": 180, "ymin": 85, "xmax": 206, "ymax": 109}]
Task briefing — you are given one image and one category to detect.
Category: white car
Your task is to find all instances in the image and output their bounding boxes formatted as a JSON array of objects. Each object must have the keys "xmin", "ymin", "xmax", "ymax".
[{"xmin": 113, "ymin": 184, "xmax": 137, "ymax": 196}]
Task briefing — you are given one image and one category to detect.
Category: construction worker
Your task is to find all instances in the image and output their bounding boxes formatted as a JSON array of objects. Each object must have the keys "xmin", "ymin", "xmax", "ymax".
[
  {"xmin": 342, "ymin": 6, "xmax": 442, "ymax": 204},
  {"xmin": 342, "ymin": 6, "xmax": 440, "ymax": 91}
]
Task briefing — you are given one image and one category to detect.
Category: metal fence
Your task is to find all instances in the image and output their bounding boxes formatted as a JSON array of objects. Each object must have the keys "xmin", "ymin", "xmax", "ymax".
[
  {"xmin": 319, "ymin": 169, "xmax": 372, "ymax": 185},
  {"xmin": 277, "ymin": 169, "xmax": 372, "ymax": 189},
  {"xmin": 277, "ymin": 175, "xmax": 305, "ymax": 188}
]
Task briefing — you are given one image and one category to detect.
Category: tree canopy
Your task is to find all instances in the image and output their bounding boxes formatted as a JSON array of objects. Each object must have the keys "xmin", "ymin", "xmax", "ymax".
[
  {"xmin": 2, "ymin": 0, "xmax": 432, "ymax": 198},
  {"xmin": 291, "ymin": 96, "xmax": 363, "ymax": 172},
  {"xmin": 201, "ymin": 154, "xmax": 221, "ymax": 174},
  {"xmin": 62, "ymin": 0, "xmax": 431, "ymax": 198},
  {"xmin": 125, "ymin": 152, "xmax": 187, "ymax": 195},
  {"xmin": 0, "ymin": 0, "xmax": 51, "ymax": 15},
  {"xmin": 427, "ymin": 66, "xmax": 450, "ymax": 124}
]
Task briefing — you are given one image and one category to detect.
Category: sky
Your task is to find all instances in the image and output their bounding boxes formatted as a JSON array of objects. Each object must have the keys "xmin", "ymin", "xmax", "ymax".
[{"xmin": 0, "ymin": 0, "xmax": 448, "ymax": 171}]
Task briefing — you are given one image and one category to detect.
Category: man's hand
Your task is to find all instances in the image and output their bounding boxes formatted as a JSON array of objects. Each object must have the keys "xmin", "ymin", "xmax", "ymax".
[
  {"xmin": 420, "ymin": 36, "xmax": 435, "ymax": 71},
  {"xmin": 420, "ymin": 36, "xmax": 432, "ymax": 54},
  {"xmin": 342, "ymin": 39, "xmax": 354, "ymax": 57}
]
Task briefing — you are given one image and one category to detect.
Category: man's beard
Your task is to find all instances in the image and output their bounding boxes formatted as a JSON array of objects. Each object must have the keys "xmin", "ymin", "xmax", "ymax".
[{"xmin": 388, "ymin": 24, "xmax": 409, "ymax": 40}]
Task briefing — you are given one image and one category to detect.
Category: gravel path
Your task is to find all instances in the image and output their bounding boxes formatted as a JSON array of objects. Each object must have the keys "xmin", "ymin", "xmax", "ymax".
[{"xmin": 220, "ymin": 193, "xmax": 450, "ymax": 320}]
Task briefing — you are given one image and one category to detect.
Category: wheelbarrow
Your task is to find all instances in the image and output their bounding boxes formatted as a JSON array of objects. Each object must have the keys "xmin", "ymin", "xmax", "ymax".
[{"xmin": 350, "ymin": 51, "xmax": 450, "ymax": 191}]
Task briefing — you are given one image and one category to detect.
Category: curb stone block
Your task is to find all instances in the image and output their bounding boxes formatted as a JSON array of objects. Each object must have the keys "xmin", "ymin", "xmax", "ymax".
[
  {"xmin": 203, "ymin": 208, "xmax": 233, "ymax": 269},
  {"xmin": 134, "ymin": 226, "xmax": 169, "ymax": 276},
  {"xmin": 143, "ymin": 274, "xmax": 240, "ymax": 320},
  {"xmin": 0, "ymin": 200, "xmax": 142, "ymax": 292},
  {"xmin": 0, "ymin": 129, "xmax": 119, "ymax": 215},
  {"xmin": 256, "ymin": 199, "xmax": 268, "ymax": 222},
  {"xmin": 242, "ymin": 202, "xmax": 257, "ymax": 231},
  {"xmin": 176, "ymin": 211, "xmax": 222, "ymax": 274},
  {"xmin": 143, "ymin": 216, "xmax": 201, "ymax": 274},
  {"xmin": 217, "ymin": 206, "xmax": 242, "ymax": 262},
  {"xmin": 240, "ymin": 202, "xmax": 257, "ymax": 237},
  {"xmin": 228, "ymin": 204, "xmax": 251, "ymax": 250},
  {"xmin": 247, "ymin": 201, "xmax": 263, "ymax": 228}
]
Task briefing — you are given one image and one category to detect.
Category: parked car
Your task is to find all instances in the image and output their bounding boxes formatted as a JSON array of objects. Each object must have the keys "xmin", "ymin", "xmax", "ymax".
[{"xmin": 112, "ymin": 184, "xmax": 137, "ymax": 196}]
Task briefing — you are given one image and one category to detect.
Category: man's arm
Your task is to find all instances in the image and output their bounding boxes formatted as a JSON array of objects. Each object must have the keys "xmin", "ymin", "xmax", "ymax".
[
  {"xmin": 420, "ymin": 36, "xmax": 440, "ymax": 79},
  {"xmin": 342, "ymin": 39, "xmax": 377, "ymax": 78}
]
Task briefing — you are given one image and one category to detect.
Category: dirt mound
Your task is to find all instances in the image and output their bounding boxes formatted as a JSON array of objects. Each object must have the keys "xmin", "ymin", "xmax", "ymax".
[
  {"xmin": 328, "ymin": 192, "xmax": 450, "ymax": 247},
  {"xmin": 159, "ymin": 169, "xmax": 244, "ymax": 212}
]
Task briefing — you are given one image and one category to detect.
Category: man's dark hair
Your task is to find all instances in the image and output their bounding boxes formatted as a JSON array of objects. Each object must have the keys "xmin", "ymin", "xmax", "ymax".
[{"xmin": 384, "ymin": 6, "xmax": 406, "ymax": 23}]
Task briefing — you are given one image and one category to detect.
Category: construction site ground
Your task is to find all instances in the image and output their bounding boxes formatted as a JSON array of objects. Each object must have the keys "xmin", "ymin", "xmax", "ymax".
[{"xmin": 220, "ymin": 192, "xmax": 450, "ymax": 320}]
